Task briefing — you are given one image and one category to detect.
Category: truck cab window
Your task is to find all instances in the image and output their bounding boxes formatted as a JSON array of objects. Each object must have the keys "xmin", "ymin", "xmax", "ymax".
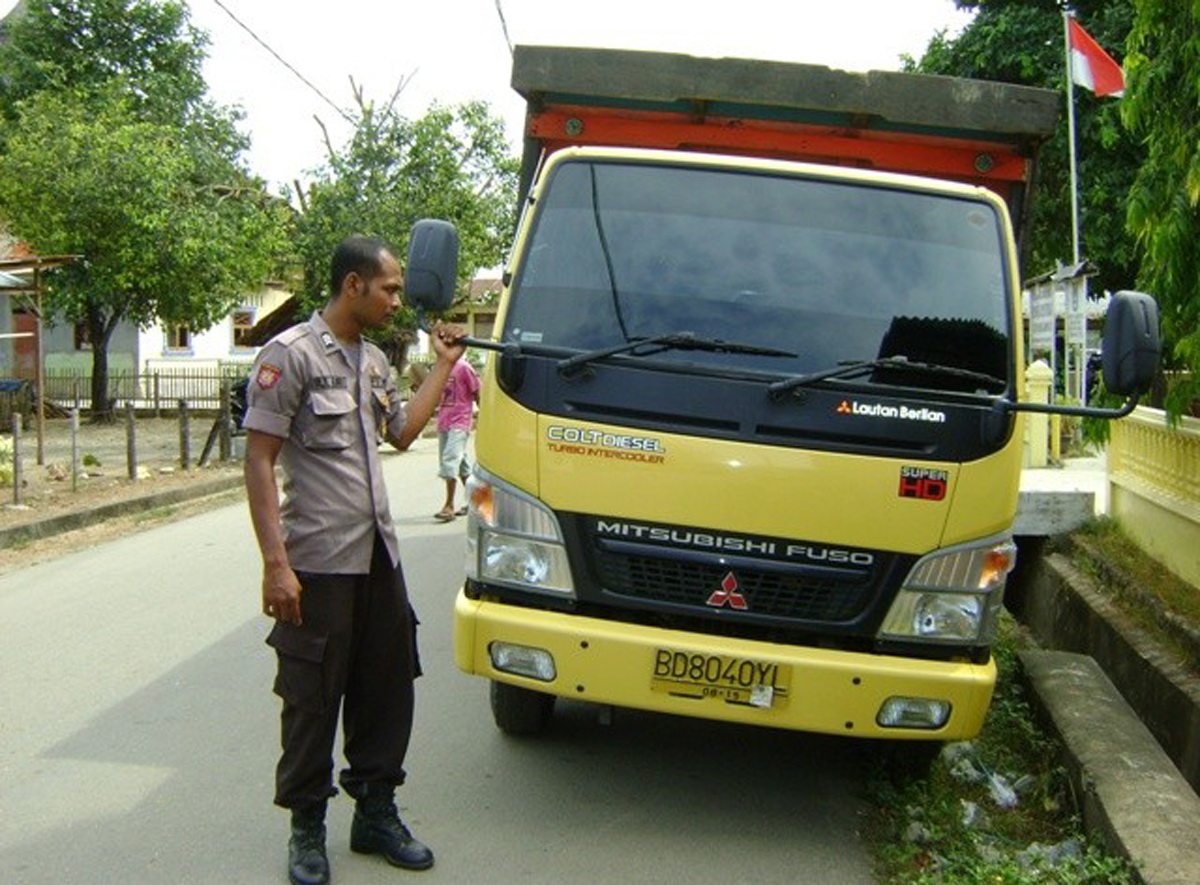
[{"xmin": 508, "ymin": 159, "xmax": 1012, "ymax": 388}]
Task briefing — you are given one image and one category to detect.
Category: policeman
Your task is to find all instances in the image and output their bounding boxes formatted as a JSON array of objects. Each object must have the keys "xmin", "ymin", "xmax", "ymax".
[{"xmin": 243, "ymin": 234, "xmax": 466, "ymax": 885}]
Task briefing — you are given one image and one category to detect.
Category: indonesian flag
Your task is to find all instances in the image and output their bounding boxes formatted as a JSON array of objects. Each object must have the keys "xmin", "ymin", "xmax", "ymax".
[{"xmin": 1068, "ymin": 17, "xmax": 1125, "ymax": 97}]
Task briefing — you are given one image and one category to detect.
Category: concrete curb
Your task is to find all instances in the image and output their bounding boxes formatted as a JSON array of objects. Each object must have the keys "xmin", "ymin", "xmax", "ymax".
[
  {"xmin": 1015, "ymin": 553, "xmax": 1200, "ymax": 793},
  {"xmin": 1021, "ymin": 650, "xmax": 1200, "ymax": 885},
  {"xmin": 0, "ymin": 474, "xmax": 245, "ymax": 550}
]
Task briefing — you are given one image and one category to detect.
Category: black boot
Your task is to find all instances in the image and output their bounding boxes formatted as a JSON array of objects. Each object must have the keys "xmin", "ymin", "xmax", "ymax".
[
  {"xmin": 349, "ymin": 786, "xmax": 434, "ymax": 871},
  {"xmin": 287, "ymin": 803, "xmax": 330, "ymax": 885}
]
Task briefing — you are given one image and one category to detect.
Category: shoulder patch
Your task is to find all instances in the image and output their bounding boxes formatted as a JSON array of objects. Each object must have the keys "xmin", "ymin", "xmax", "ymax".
[{"xmin": 255, "ymin": 363, "xmax": 283, "ymax": 390}]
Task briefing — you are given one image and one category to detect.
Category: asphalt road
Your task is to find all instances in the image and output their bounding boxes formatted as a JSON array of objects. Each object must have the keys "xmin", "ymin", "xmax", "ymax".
[{"xmin": 0, "ymin": 441, "xmax": 876, "ymax": 885}]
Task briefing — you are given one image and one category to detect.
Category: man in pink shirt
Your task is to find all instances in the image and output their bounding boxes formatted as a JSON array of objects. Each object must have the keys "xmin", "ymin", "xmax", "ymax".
[{"xmin": 434, "ymin": 358, "xmax": 480, "ymax": 521}]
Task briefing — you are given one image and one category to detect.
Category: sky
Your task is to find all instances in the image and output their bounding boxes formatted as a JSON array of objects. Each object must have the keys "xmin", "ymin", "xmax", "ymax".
[{"xmin": 0, "ymin": 0, "xmax": 975, "ymax": 195}]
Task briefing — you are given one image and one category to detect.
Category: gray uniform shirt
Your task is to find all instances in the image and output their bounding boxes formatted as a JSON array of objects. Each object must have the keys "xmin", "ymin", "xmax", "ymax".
[{"xmin": 243, "ymin": 311, "xmax": 406, "ymax": 574}]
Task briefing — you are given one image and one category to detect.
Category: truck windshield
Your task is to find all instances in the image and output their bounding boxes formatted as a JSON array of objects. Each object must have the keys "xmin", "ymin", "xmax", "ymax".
[{"xmin": 506, "ymin": 159, "xmax": 1012, "ymax": 390}]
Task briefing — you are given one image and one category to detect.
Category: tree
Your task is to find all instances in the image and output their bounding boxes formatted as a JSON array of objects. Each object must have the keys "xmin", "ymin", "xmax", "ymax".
[
  {"xmin": 0, "ymin": 87, "xmax": 288, "ymax": 416},
  {"xmin": 1122, "ymin": 0, "xmax": 1200, "ymax": 418},
  {"xmin": 295, "ymin": 84, "xmax": 519, "ymax": 364},
  {"xmin": 905, "ymin": 0, "xmax": 1142, "ymax": 296},
  {"xmin": 0, "ymin": 0, "xmax": 207, "ymax": 126},
  {"xmin": 0, "ymin": 0, "xmax": 289, "ymax": 418}
]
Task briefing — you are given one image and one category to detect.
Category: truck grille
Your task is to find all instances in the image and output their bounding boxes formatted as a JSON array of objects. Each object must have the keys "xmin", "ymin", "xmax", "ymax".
[
  {"xmin": 593, "ymin": 547, "xmax": 872, "ymax": 622},
  {"xmin": 570, "ymin": 516, "xmax": 893, "ymax": 626}
]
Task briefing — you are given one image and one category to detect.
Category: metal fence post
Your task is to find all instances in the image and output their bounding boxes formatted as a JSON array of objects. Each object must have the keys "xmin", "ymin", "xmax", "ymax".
[
  {"xmin": 125, "ymin": 400, "xmax": 138, "ymax": 480},
  {"xmin": 179, "ymin": 400, "xmax": 191, "ymax": 470},
  {"xmin": 153, "ymin": 372, "xmax": 161, "ymax": 418}
]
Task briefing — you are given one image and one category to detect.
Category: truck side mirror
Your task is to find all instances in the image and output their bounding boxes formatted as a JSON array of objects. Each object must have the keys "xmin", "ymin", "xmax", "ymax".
[
  {"xmin": 404, "ymin": 219, "xmax": 459, "ymax": 314},
  {"xmin": 1102, "ymin": 290, "xmax": 1160, "ymax": 397},
  {"xmin": 1004, "ymin": 289, "xmax": 1159, "ymax": 419}
]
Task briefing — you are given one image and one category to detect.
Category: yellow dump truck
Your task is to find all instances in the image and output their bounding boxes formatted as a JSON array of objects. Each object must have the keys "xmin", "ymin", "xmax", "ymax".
[{"xmin": 404, "ymin": 47, "xmax": 1160, "ymax": 747}]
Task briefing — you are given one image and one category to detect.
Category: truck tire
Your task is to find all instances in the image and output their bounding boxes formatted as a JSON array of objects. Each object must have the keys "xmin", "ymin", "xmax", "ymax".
[{"xmin": 490, "ymin": 680, "xmax": 555, "ymax": 736}]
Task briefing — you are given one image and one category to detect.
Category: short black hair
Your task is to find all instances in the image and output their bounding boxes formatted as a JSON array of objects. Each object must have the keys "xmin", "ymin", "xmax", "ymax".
[{"xmin": 329, "ymin": 235, "xmax": 394, "ymax": 296}]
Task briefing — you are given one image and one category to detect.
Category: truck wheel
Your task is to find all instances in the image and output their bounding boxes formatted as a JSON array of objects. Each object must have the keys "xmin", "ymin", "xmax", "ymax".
[{"xmin": 490, "ymin": 680, "xmax": 555, "ymax": 736}]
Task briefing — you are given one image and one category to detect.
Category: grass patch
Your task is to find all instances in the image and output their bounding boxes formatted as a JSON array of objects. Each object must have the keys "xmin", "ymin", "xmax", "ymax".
[
  {"xmin": 133, "ymin": 505, "xmax": 179, "ymax": 524},
  {"xmin": 1073, "ymin": 517, "xmax": 1200, "ymax": 622},
  {"xmin": 1070, "ymin": 517, "xmax": 1200, "ymax": 674},
  {"xmin": 866, "ymin": 614, "xmax": 1136, "ymax": 884}
]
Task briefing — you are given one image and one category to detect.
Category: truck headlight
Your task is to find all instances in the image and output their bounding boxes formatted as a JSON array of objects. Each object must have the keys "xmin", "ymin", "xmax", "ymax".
[
  {"xmin": 878, "ymin": 535, "xmax": 1016, "ymax": 644},
  {"xmin": 465, "ymin": 467, "xmax": 575, "ymax": 596}
]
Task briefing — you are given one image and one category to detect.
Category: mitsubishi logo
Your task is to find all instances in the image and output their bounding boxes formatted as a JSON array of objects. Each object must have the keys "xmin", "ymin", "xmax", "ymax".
[
  {"xmin": 837, "ymin": 400, "xmax": 852, "ymax": 414},
  {"xmin": 706, "ymin": 572, "xmax": 748, "ymax": 610}
]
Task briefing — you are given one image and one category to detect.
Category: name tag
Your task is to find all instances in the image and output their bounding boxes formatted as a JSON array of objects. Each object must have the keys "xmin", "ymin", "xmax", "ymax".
[
  {"xmin": 370, "ymin": 375, "xmax": 387, "ymax": 389},
  {"xmin": 310, "ymin": 375, "xmax": 348, "ymax": 390}
]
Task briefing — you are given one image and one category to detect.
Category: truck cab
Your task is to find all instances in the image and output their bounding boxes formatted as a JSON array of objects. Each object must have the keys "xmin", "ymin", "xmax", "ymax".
[{"xmin": 404, "ymin": 47, "xmax": 1159, "ymax": 743}]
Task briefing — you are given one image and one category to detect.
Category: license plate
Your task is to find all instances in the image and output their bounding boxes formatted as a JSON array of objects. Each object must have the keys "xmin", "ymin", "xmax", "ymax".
[{"xmin": 650, "ymin": 648, "xmax": 791, "ymax": 708}]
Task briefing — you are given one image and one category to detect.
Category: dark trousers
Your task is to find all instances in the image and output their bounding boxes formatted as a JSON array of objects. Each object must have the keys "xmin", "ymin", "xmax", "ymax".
[{"xmin": 267, "ymin": 534, "xmax": 417, "ymax": 809}]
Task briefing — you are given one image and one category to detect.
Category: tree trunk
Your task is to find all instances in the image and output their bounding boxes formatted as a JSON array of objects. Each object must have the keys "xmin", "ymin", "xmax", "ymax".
[{"xmin": 87, "ymin": 307, "xmax": 118, "ymax": 423}]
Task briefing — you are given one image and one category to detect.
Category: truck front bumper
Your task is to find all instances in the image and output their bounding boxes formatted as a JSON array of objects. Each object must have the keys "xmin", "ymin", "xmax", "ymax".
[{"xmin": 455, "ymin": 589, "xmax": 996, "ymax": 740}]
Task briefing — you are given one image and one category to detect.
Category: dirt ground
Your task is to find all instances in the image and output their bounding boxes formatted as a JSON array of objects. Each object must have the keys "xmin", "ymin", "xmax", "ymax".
[{"xmin": 0, "ymin": 415, "xmax": 244, "ymax": 533}]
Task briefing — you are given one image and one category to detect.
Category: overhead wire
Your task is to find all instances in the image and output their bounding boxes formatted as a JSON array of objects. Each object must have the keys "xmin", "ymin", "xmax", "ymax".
[
  {"xmin": 494, "ymin": 0, "xmax": 514, "ymax": 56},
  {"xmin": 207, "ymin": 0, "xmax": 355, "ymax": 125}
]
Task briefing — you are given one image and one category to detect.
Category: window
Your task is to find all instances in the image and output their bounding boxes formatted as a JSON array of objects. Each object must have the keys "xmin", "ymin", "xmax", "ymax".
[
  {"xmin": 232, "ymin": 309, "xmax": 255, "ymax": 348},
  {"xmin": 166, "ymin": 325, "xmax": 192, "ymax": 351},
  {"xmin": 507, "ymin": 159, "xmax": 1011, "ymax": 388}
]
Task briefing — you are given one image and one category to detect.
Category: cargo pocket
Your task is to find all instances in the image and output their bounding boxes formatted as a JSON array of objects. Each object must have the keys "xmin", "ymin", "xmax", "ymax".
[
  {"xmin": 298, "ymin": 388, "xmax": 356, "ymax": 450},
  {"xmin": 266, "ymin": 623, "xmax": 329, "ymax": 714}
]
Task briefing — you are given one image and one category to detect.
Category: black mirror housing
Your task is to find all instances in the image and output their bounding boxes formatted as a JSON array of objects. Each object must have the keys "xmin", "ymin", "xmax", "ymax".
[
  {"xmin": 405, "ymin": 219, "xmax": 459, "ymax": 312},
  {"xmin": 1102, "ymin": 290, "xmax": 1160, "ymax": 396}
]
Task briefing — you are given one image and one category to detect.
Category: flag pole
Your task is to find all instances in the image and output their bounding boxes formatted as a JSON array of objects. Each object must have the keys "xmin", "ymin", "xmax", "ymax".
[{"xmin": 1064, "ymin": 11, "xmax": 1081, "ymax": 265}]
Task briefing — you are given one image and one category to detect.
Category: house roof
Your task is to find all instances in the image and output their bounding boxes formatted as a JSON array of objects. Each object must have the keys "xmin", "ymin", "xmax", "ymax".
[
  {"xmin": 466, "ymin": 278, "xmax": 502, "ymax": 302},
  {"xmin": 243, "ymin": 295, "xmax": 304, "ymax": 347},
  {"xmin": 0, "ymin": 270, "xmax": 27, "ymax": 289},
  {"xmin": 0, "ymin": 252, "xmax": 82, "ymax": 293}
]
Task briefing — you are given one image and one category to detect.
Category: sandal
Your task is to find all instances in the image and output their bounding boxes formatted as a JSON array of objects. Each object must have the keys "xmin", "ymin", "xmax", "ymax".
[
  {"xmin": 455, "ymin": 506, "xmax": 469, "ymax": 516},
  {"xmin": 434, "ymin": 508, "xmax": 455, "ymax": 522}
]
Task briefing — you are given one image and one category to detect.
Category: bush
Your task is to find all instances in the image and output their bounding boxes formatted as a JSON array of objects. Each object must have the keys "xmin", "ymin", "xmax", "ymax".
[{"xmin": 0, "ymin": 435, "xmax": 12, "ymax": 487}]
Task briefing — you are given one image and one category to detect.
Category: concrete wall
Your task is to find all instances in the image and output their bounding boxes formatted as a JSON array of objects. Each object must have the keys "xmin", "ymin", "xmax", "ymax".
[
  {"xmin": 1010, "ymin": 550, "xmax": 1200, "ymax": 794},
  {"xmin": 1108, "ymin": 407, "xmax": 1200, "ymax": 590}
]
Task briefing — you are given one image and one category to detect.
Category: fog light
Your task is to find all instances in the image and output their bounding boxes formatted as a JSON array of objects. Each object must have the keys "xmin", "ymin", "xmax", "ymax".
[
  {"xmin": 877, "ymin": 696, "xmax": 951, "ymax": 729},
  {"xmin": 489, "ymin": 642, "xmax": 556, "ymax": 682}
]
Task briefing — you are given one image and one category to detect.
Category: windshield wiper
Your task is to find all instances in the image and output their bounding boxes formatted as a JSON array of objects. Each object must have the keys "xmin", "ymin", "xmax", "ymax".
[
  {"xmin": 767, "ymin": 356, "xmax": 1006, "ymax": 398},
  {"xmin": 557, "ymin": 332, "xmax": 796, "ymax": 377}
]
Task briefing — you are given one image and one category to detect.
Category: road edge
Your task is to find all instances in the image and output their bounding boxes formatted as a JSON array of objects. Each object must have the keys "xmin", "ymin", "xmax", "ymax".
[{"xmin": 0, "ymin": 474, "xmax": 246, "ymax": 549}]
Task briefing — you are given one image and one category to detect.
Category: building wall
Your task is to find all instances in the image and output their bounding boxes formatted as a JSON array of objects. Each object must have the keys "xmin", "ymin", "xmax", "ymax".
[
  {"xmin": 43, "ymin": 318, "xmax": 138, "ymax": 373},
  {"xmin": 139, "ymin": 286, "xmax": 292, "ymax": 371}
]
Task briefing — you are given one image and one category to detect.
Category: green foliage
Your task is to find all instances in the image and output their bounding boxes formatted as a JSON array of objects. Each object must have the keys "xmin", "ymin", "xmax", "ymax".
[
  {"xmin": 1122, "ymin": 0, "xmax": 1200, "ymax": 419},
  {"xmin": 0, "ymin": 0, "xmax": 290, "ymax": 417},
  {"xmin": 905, "ymin": 1, "xmax": 1141, "ymax": 296},
  {"xmin": 294, "ymin": 89, "xmax": 518, "ymax": 355},
  {"xmin": 0, "ymin": 0, "xmax": 208, "ymax": 127},
  {"xmin": 0, "ymin": 434, "xmax": 13, "ymax": 487},
  {"xmin": 868, "ymin": 616, "xmax": 1136, "ymax": 884}
]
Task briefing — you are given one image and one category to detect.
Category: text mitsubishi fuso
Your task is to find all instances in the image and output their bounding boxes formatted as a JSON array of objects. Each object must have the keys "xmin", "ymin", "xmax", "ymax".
[{"xmin": 404, "ymin": 48, "xmax": 1160, "ymax": 749}]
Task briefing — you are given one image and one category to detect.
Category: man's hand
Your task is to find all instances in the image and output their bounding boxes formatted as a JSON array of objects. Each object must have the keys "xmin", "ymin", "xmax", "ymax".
[
  {"xmin": 431, "ymin": 322, "xmax": 467, "ymax": 363},
  {"xmin": 263, "ymin": 562, "xmax": 304, "ymax": 625}
]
